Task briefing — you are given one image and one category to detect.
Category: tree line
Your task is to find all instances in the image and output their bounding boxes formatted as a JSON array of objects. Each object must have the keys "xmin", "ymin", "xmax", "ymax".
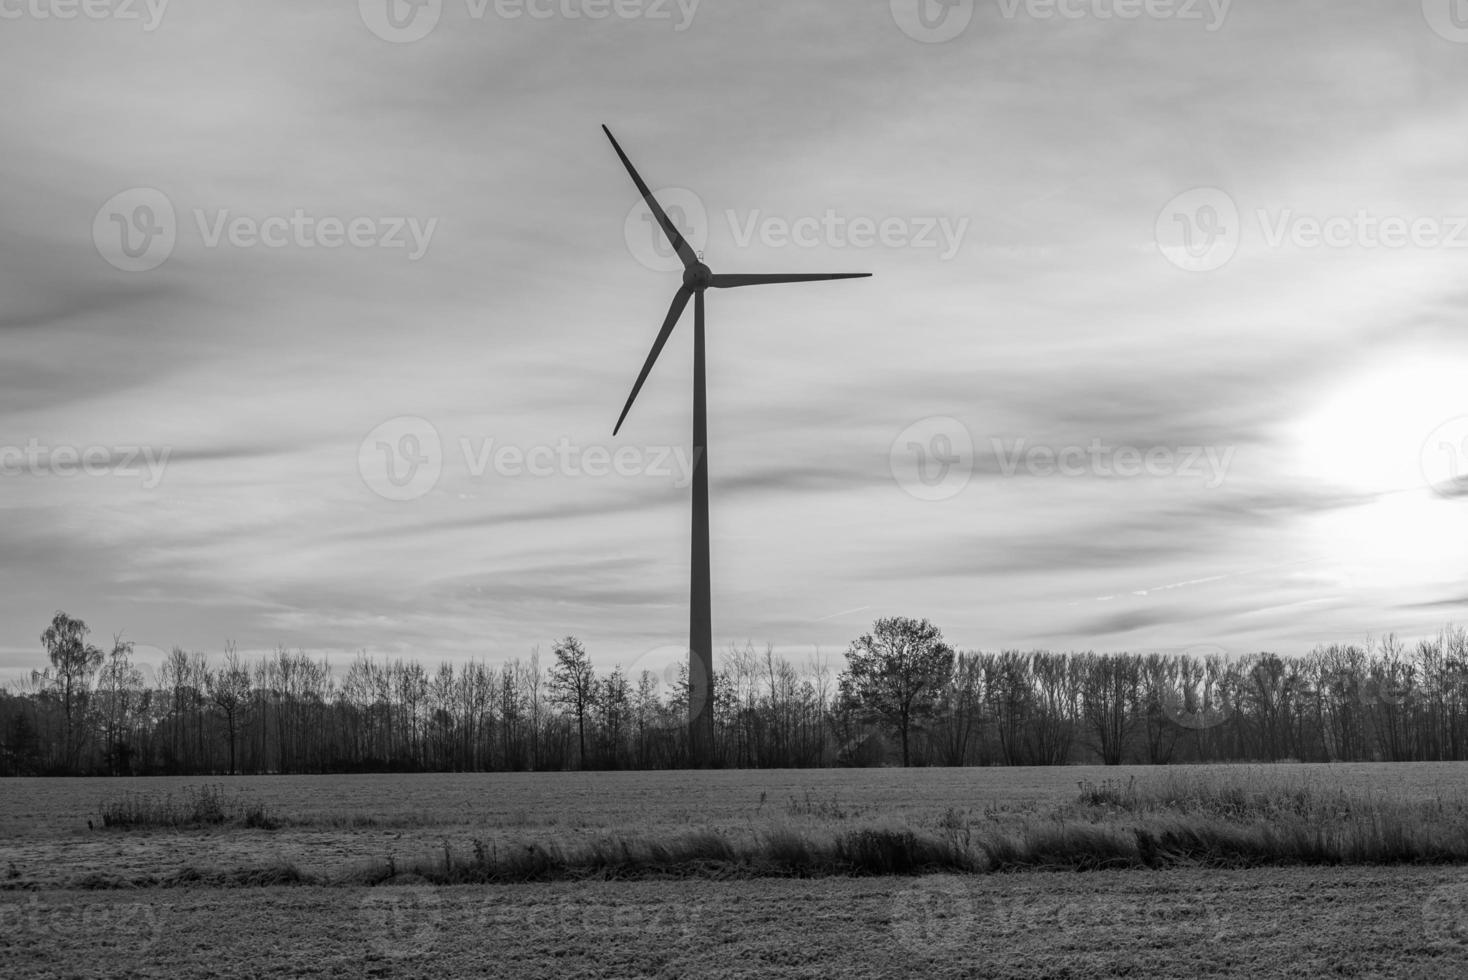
[{"xmin": 3, "ymin": 612, "xmax": 1466, "ymax": 776}]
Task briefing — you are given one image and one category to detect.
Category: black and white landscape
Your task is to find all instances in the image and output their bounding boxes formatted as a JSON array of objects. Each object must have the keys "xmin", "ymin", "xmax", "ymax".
[{"xmin": 3, "ymin": 2, "xmax": 1468, "ymax": 977}]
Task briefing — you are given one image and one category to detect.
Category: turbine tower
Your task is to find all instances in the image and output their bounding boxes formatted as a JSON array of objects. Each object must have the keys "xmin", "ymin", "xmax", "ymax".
[{"xmin": 604, "ymin": 125, "xmax": 871, "ymax": 768}]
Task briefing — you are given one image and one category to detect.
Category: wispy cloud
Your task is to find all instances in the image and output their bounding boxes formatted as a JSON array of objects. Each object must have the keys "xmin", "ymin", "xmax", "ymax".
[{"xmin": 1, "ymin": 2, "xmax": 1465, "ymax": 678}]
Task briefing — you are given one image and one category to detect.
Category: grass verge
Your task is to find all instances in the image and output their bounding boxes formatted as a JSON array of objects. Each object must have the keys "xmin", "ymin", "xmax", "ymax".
[
  {"xmin": 75, "ymin": 772, "xmax": 1468, "ymax": 888},
  {"xmin": 98, "ymin": 784, "xmax": 279, "ymax": 830}
]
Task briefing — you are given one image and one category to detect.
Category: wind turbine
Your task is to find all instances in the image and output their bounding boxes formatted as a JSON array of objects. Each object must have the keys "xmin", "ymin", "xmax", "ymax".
[{"xmin": 603, "ymin": 125, "xmax": 871, "ymax": 768}]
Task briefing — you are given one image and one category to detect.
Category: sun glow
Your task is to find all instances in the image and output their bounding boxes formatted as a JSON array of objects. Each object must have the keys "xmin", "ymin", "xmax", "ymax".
[
  {"xmin": 1294, "ymin": 354, "xmax": 1468, "ymax": 593},
  {"xmin": 1295, "ymin": 355, "xmax": 1468, "ymax": 496}
]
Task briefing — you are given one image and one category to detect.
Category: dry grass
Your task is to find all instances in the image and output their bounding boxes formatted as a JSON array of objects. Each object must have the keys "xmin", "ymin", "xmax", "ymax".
[
  {"xmin": 344, "ymin": 824, "xmax": 974, "ymax": 885},
  {"xmin": 99, "ymin": 784, "xmax": 279, "ymax": 830},
  {"xmin": 0, "ymin": 765, "xmax": 1461, "ymax": 892},
  {"xmin": 326, "ymin": 772, "xmax": 1468, "ymax": 884},
  {"xmin": 978, "ymin": 772, "xmax": 1468, "ymax": 871},
  {"xmin": 3, "ymin": 764, "xmax": 1460, "ymax": 837},
  {"xmin": 12, "ymin": 767, "xmax": 1468, "ymax": 978}
]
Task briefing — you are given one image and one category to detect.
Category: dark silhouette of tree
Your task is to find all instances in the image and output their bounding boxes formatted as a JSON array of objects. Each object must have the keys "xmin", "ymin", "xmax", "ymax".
[
  {"xmin": 92, "ymin": 634, "xmax": 142, "ymax": 775},
  {"xmin": 1079, "ymin": 653, "xmax": 1141, "ymax": 766},
  {"xmin": 10, "ymin": 611, "xmax": 1468, "ymax": 776},
  {"xmin": 208, "ymin": 643, "xmax": 252, "ymax": 774},
  {"xmin": 40, "ymin": 612, "xmax": 104, "ymax": 773},
  {"xmin": 550, "ymin": 636, "xmax": 598, "ymax": 769},
  {"xmin": 931, "ymin": 652, "xmax": 985, "ymax": 765},
  {"xmin": 2, "ymin": 708, "xmax": 41, "ymax": 776},
  {"xmin": 839, "ymin": 617, "xmax": 954, "ymax": 766},
  {"xmin": 985, "ymin": 651, "xmax": 1034, "ymax": 765}
]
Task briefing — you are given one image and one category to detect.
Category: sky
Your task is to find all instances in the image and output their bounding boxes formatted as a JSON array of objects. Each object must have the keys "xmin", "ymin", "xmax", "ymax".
[{"xmin": 2, "ymin": 0, "xmax": 1467, "ymax": 683}]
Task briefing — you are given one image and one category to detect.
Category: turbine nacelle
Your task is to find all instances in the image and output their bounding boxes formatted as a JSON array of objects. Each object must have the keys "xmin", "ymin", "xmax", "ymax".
[{"xmin": 683, "ymin": 263, "xmax": 713, "ymax": 290}]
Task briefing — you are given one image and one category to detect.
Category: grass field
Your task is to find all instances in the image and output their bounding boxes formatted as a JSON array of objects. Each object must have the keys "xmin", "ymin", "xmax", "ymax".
[{"xmin": 5, "ymin": 765, "xmax": 1468, "ymax": 977}]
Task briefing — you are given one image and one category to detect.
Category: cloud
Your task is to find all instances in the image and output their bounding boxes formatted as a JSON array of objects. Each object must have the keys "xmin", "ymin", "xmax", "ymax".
[
  {"xmin": 1, "ymin": 2, "xmax": 1465, "ymax": 672},
  {"xmin": 1404, "ymin": 595, "xmax": 1468, "ymax": 612}
]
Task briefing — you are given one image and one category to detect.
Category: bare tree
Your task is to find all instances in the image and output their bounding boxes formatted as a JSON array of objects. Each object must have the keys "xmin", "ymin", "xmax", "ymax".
[
  {"xmin": 208, "ymin": 642, "xmax": 252, "ymax": 774},
  {"xmin": 40, "ymin": 612, "xmax": 104, "ymax": 772},
  {"xmin": 931, "ymin": 651, "xmax": 984, "ymax": 766},
  {"xmin": 550, "ymin": 637, "xmax": 598, "ymax": 769},
  {"xmin": 839, "ymin": 617, "xmax": 954, "ymax": 767},
  {"xmin": 1079, "ymin": 653, "xmax": 1141, "ymax": 766},
  {"xmin": 92, "ymin": 634, "xmax": 143, "ymax": 774}
]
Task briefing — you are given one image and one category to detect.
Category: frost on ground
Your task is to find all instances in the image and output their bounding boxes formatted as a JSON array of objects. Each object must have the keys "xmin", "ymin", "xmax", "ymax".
[
  {"xmin": 4, "ymin": 870, "xmax": 1468, "ymax": 979},
  {"xmin": 5, "ymin": 766, "xmax": 1468, "ymax": 976}
]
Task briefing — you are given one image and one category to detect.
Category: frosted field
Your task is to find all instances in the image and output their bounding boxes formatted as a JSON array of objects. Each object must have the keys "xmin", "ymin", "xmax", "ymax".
[{"xmin": 4, "ymin": 765, "xmax": 1468, "ymax": 978}]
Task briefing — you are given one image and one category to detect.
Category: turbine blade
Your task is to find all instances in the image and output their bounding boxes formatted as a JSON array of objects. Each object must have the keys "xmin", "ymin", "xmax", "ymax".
[
  {"xmin": 614, "ymin": 286, "xmax": 694, "ymax": 436},
  {"xmin": 603, "ymin": 125, "xmax": 699, "ymax": 271},
  {"xmin": 709, "ymin": 273, "xmax": 872, "ymax": 288}
]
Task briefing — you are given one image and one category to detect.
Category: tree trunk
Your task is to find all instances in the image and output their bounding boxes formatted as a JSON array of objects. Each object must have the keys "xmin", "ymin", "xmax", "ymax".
[
  {"xmin": 577, "ymin": 709, "xmax": 586, "ymax": 770},
  {"xmin": 900, "ymin": 706, "xmax": 911, "ymax": 767}
]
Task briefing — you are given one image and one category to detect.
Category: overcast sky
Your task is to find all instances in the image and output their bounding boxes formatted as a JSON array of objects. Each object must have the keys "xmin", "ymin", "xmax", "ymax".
[{"xmin": 2, "ymin": 0, "xmax": 1467, "ymax": 681}]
